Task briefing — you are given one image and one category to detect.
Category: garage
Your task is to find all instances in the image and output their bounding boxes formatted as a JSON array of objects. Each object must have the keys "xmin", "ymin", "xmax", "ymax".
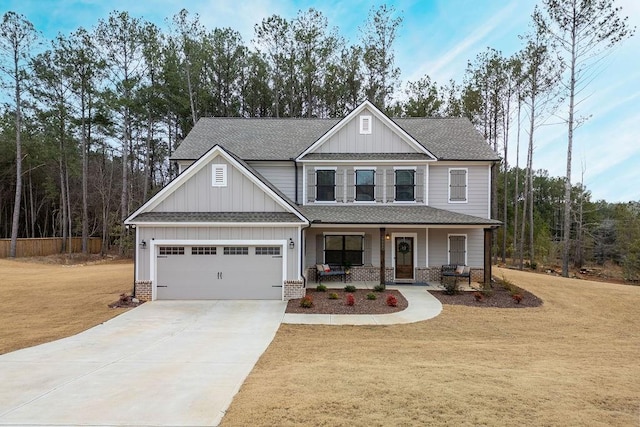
[{"xmin": 155, "ymin": 244, "xmax": 284, "ymax": 300}]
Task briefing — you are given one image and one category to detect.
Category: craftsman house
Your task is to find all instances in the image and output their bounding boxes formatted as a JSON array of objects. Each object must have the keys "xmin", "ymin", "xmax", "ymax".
[{"xmin": 125, "ymin": 101, "xmax": 501, "ymax": 301}]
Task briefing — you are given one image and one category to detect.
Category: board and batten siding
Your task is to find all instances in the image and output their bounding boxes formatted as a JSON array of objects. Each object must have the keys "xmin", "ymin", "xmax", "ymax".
[
  {"xmin": 248, "ymin": 161, "xmax": 297, "ymax": 202},
  {"xmin": 428, "ymin": 228, "xmax": 483, "ymax": 267},
  {"xmin": 305, "ymin": 164, "xmax": 426, "ymax": 204},
  {"xmin": 428, "ymin": 164, "xmax": 490, "ymax": 218},
  {"xmin": 136, "ymin": 226, "xmax": 300, "ymax": 281},
  {"xmin": 154, "ymin": 157, "xmax": 286, "ymax": 213},
  {"xmin": 315, "ymin": 108, "xmax": 419, "ymax": 154}
]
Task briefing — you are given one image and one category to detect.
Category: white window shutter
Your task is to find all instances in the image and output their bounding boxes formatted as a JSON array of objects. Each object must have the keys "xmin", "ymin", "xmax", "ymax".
[
  {"xmin": 212, "ymin": 164, "xmax": 227, "ymax": 187},
  {"xmin": 360, "ymin": 115, "xmax": 372, "ymax": 134}
]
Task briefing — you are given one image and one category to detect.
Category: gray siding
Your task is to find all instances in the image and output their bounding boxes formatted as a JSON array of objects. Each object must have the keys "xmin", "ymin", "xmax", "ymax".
[
  {"xmin": 154, "ymin": 157, "xmax": 286, "ymax": 213},
  {"xmin": 428, "ymin": 164, "xmax": 490, "ymax": 218},
  {"xmin": 248, "ymin": 161, "xmax": 297, "ymax": 202},
  {"xmin": 136, "ymin": 225, "xmax": 300, "ymax": 281},
  {"xmin": 428, "ymin": 228, "xmax": 483, "ymax": 267},
  {"xmin": 316, "ymin": 107, "xmax": 419, "ymax": 154},
  {"xmin": 305, "ymin": 164, "xmax": 428, "ymax": 205}
]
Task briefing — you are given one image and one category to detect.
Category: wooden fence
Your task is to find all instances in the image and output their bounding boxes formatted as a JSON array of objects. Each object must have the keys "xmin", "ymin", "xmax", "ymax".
[{"xmin": 0, "ymin": 237, "xmax": 102, "ymax": 258}]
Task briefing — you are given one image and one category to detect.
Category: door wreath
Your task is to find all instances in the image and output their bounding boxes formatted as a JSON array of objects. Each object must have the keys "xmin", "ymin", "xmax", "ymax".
[{"xmin": 397, "ymin": 241, "xmax": 411, "ymax": 254}]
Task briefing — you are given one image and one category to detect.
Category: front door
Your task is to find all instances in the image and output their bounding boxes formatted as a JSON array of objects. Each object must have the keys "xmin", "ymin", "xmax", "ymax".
[{"xmin": 395, "ymin": 236, "xmax": 414, "ymax": 280}]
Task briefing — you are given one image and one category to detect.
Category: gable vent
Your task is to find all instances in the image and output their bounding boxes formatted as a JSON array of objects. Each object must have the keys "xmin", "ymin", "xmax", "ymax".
[
  {"xmin": 360, "ymin": 115, "xmax": 372, "ymax": 135},
  {"xmin": 212, "ymin": 164, "xmax": 227, "ymax": 187}
]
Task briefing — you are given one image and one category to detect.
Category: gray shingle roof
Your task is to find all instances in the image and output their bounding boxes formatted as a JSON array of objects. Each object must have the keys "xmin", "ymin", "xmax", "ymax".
[
  {"xmin": 300, "ymin": 153, "xmax": 433, "ymax": 160},
  {"xmin": 299, "ymin": 205, "xmax": 501, "ymax": 226},
  {"xmin": 171, "ymin": 117, "xmax": 499, "ymax": 162},
  {"xmin": 131, "ymin": 212, "xmax": 305, "ymax": 223}
]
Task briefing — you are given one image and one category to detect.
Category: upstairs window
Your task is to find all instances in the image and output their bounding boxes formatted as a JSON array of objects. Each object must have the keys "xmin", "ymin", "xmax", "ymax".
[
  {"xmin": 395, "ymin": 169, "xmax": 415, "ymax": 202},
  {"xmin": 355, "ymin": 169, "xmax": 375, "ymax": 201},
  {"xmin": 449, "ymin": 169, "xmax": 468, "ymax": 202},
  {"xmin": 316, "ymin": 170, "xmax": 336, "ymax": 202}
]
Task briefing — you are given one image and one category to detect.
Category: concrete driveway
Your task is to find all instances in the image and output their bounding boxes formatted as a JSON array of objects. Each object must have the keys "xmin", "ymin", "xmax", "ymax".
[{"xmin": 0, "ymin": 300, "xmax": 286, "ymax": 427}]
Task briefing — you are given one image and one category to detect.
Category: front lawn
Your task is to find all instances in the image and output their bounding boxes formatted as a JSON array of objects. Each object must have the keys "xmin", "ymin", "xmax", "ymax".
[{"xmin": 222, "ymin": 267, "xmax": 640, "ymax": 426}]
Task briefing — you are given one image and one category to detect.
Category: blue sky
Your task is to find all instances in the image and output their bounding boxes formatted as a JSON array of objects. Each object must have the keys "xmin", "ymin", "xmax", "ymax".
[{"xmin": 5, "ymin": 0, "xmax": 639, "ymax": 202}]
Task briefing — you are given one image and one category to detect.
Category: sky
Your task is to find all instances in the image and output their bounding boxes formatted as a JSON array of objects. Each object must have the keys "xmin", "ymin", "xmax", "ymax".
[{"xmin": 4, "ymin": 0, "xmax": 639, "ymax": 203}]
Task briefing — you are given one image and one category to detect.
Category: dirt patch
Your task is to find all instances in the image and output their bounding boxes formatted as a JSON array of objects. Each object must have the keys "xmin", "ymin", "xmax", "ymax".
[
  {"xmin": 15, "ymin": 253, "xmax": 131, "ymax": 266},
  {"xmin": 286, "ymin": 289, "xmax": 407, "ymax": 314},
  {"xmin": 430, "ymin": 285, "xmax": 543, "ymax": 308}
]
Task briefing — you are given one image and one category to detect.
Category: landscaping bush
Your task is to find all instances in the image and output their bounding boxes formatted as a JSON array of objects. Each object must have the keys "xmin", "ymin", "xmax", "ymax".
[
  {"xmin": 300, "ymin": 295, "xmax": 313, "ymax": 308},
  {"xmin": 346, "ymin": 293, "xmax": 355, "ymax": 306},
  {"xmin": 328, "ymin": 292, "xmax": 339, "ymax": 299},
  {"xmin": 366, "ymin": 292, "xmax": 377, "ymax": 300},
  {"xmin": 473, "ymin": 291, "xmax": 483, "ymax": 302},
  {"xmin": 386, "ymin": 294, "xmax": 398, "ymax": 307},
  {"xmin": 373, "ymin": 284, "xmax": 386, "ymax": 292},
  {"xmin": 512, "ymin": 294, "xmax": 523, "ymax": 304},
  {"xmin": 344, "ymin": 284, "xmax": 357, "ymax": 292},
  {"xmin": 316, "ymin": 284, "xmax": 327, "ymax": 292},
  {"xmin": 498, "ymin": 275, "xmax": 520, "ymax": 295},
  {"xmin": 442, "ymin": 279, "xmax": 460, "ymax": 295}
]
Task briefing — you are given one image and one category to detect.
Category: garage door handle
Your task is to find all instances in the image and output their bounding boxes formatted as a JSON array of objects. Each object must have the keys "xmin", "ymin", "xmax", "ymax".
[
  {"xmin": 157, "ymin": 285, "xmax": 168, "ymax": 288},
  {"xmin": 272, "ymin": 285, "xmax": 283, "ymax": 288}
]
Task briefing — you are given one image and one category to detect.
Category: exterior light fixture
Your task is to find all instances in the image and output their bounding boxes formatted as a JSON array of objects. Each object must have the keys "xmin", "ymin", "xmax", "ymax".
[
  {"xmin": 139, "ymin": 240, "xmax": 147, "ymax": 249},
  {"xmin": 385, "ymin": 233, "xmax": 390, "ymax": 240},
  {"xmin": 289, "ymin": 238, "xmax": 295, "ymax": 249}
]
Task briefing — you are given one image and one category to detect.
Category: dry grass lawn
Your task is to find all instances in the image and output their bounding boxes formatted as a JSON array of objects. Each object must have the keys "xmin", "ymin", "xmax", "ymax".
[
  {"xmin": 0, "ymin": 258, "xmax": 133, "ymax": 354},
  {"xmin": 222, "ymin": 267, "xmax": 640, "ymax": 426}
]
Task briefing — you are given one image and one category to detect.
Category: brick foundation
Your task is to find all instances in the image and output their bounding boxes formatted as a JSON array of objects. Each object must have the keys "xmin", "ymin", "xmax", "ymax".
[
  {"xmin": 135, "ymin": 280, "xmax": 152, "ymax": 301},
  {"xmin": 284, "ymin": 280, "xmax": 305, "ymax": 300},
  {"xmin": 305, "ymin": 266, "xmax": 485, "ymax": 284}
]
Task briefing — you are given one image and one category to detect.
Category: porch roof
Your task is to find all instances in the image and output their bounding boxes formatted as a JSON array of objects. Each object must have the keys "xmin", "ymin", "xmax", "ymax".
[{"xmin": 299, "ymin": 205, "xmax": 501, "ymax": 226}]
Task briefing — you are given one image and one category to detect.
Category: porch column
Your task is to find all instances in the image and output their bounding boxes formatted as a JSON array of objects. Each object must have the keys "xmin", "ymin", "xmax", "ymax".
[
  {"xmin": 484, "ymin": 228, "xmax": 492, "ymax": 286},
  {"xmin": 380, "ymin": 227, "xmax": 386, "ymax": 286}
]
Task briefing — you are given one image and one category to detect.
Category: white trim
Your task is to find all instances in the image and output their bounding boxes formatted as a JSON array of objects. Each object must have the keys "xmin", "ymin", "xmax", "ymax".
[
  {"xmin": 297, "ymin": 159, "xmax": 436, "ymax": 164},
  {"xmin": 394, "ymin": 167, "xmax": 417, "ymax": 203},
  {"xmin": 302, "ymin": 164, "xmax": 307, "ymax": 206},
  {"xmin": 353, "ymin": 166, "xmax": 377, "ymax": 170},
  {"xmin": 309, "ymin": 223, "xmax": 490, "ymax": 229},
  {"xmin": 314, "ymin": 166, "xmax": 338, "ymax": 171},
  {"xmin": 391, "ymin": 232, "xmax": 418, "ymax": 282},
  {"xmin": 359, "ymin": 115, "xmax": 372, "ymax": 134},
  {"xmin": 448, "ymin": 167, "xmax": 468, "ymax": 204},
  {"xmin": 314, "ymin": 167, "xmax": 337, "ymax": 203},
  {"xmin": 150, "ymin": 238, "xmax": 288, "ymax": 301},
  {"xmin": 393, "ymin": 166, "xmax": 417, "ymax": 170},
  {"xmin": 447, "ymin": 233, "xmax": 468, "ymax": 265},
  {"xmin": 296, "ymin": 101, "xmax": 437, "ymax": 160},
  {"xmin": 323, "ymin": 231, "xmax": 365, "ymax": 236},
  {"xmin": 425, "ymin": 163, "xmax": 429, "ymax": 205},
  {"xmin": 425, "ymin": 228, "xmax": 429, "ymax": 268},
  {"xmin": 488, "ymin": 164, "xmax": 492, "ymax": 219},
  {"xmin": 130, "ymin": 222, "xmax": 305, "ymax": 228},
  {"xmin": 354, "ymin": 168, "xmax": 376, "ymax": 203},
  {"xmin": 211, "ymin": 164, "xmax": 227, "ymax": 187},
  {"xmin": 125, "ymin": 145, "xmax": 308, "ymax": 225}
]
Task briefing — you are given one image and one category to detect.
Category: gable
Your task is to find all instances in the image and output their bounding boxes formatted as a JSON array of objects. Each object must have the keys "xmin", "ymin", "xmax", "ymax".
[
  {"xmin": 125, "ymin": 145, "xmax": 307, "ymax": 224},
  {"xmin": 297, "ymin": 101, "xmax": 436, "ymax": 160}
]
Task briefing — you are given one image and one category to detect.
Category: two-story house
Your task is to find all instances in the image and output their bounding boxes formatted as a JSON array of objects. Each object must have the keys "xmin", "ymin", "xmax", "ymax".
[{"xmin": 125, "ymin": 101, "xmax": 500, "ymax": 301}]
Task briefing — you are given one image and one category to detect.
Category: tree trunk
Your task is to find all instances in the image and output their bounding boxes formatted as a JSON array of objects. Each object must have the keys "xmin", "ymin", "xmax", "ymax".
[
  {"xmin": 9, "ymin": 52, "xmax": 22, "ymax": 258},
  {"xmin": 513, "ymin": 100, "xmax": 521, "ymax": 265}
]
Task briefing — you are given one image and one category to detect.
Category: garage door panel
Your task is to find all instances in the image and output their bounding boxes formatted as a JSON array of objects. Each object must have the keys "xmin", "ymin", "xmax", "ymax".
[{"xmin": 156, "ymin": 245, "xmax": 283, "ymax": 300}]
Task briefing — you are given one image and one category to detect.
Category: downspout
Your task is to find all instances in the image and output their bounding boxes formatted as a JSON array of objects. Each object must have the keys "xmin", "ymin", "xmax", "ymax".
[
  {"xmin": 300, "ymin": 222, "xmax": 311, "ymax": 288},
  {"xmin": 293, "ymin": 158, "xmax": 298, "ymax": 204}
]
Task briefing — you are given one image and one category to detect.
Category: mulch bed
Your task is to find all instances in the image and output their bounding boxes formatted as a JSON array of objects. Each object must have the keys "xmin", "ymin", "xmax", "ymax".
[
  {"xmin": 108, "ymin": 293, "xmax": 144, "ymax": 308},
  {"xmin": 429, "ymin": 285, "xmax": 543, "ymax": 308},
  {"xmin": 286, "ymin": 289, "xmax": 408, "ymax": 314}
]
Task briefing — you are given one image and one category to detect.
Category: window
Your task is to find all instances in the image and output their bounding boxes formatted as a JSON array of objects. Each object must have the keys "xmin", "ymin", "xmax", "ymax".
[
  {"xmin": 212, "ymin": 164, "xmax": 227, "ymax": 187},
  {"xmin": 255, "ymin": 247, "xmax": 281, "ymax": 256},
  {"xmin": 448, "ymin": 235, "xmax": 467, "ymax": 265},
  {"xmin": 395, "ymin": 169, "xmax": 415, "ymax": 201},
  {"xmin": 223, "ymin": 246, "xmax": 248, "ymax": 255},
  {"xmin": 159, "ymin": 246, "xmax": 184, "ymax": 255},
  {"xmin": 324, "ymin": 235, "xmax": 364, "ymax": 266},
  {"xmin": 360, "ymin": 115, "xmax": 372, "ymax": 134},
  {"xmin": 192, "ymin": 246, "xmax": 216, "ymax": 255},
  {"xmin": 449, "ymin": 169, "xmax": 468, "ymax": 202},
  {"xmin": 355, "ymin": 170, "xmax": 375, "ymax": 201},
  {"xmin": 316, "ymin": 170, "xmax": 336, "ymax": 201}
]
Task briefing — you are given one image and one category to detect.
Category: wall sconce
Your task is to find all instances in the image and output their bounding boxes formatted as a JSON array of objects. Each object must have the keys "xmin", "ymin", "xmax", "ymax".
[
  {"xmin": 289, "ymin": 238, "xmax": 295, "ymax": 249},
  {"xmin": 139, "ymin": 240, "xmax": 147, "ymax": 249},
  {"xmin": 385, "ymin": 233, "xmax": 390, "ymax": 240}
]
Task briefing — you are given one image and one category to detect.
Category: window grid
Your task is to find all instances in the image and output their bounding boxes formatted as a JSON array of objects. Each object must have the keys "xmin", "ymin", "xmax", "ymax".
[
  {"xmin": 223, "ymin": 247, "xmax": 249, "ymax": 255},
  {"xmin": 191, "ymin": 246, "xmax": 216, "ymax": 255},
  {"xmin": 255, "ymin": 247, "xmax": 281, "ymax": 256},
  {"xmin": 159, "ymin": 246, "xmax": 185, "ymax": 255}
]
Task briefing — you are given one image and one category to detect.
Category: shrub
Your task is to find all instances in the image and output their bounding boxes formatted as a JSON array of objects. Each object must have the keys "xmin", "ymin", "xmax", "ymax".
[
  {"xmin": 328, "ymin": 292, "xmax": 339, "ymax": 300},
  {"xmin": 344, "ymin": 284, "xmax": 357, "ymax": 292},
  {"xmin": 366, "ymin": 292, "xmax": 377, "ymax": 300},
  {"xmin": 346, "ymin": 293, "xmax": 355, "ymax": 306},
  {"xmin": 442, "ymin": 279, "xmax": 460, "ymax": 295},
  {"xmin": 316, "ymin": 284, "xmax": 327, "ymax": 292},
  {"xmin": 512, "ymin": 294, "xmax": 523, "ymax": 304},
  {"xmin": 300, "ymin": 295, "xmax": 313, "ymax": 308},
  {"xmin": 498, "ymin": 275, "xmax": 520, "ymax": 295},
  {"xmin": 473, "ymin": 291, "xmax": 483, "ymax": 302},
  {"xmin": 373, "ymin": 284, "xmax": 386, "ymax": 292},
  {"xmin": 386, "ymin": 294, "xmax": 398, "ymax": 307}
]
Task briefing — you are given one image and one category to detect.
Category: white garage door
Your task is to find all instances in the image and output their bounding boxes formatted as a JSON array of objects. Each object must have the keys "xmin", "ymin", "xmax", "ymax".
[{"xmin": 156, "ymin": 244, "xmax": 283, "ymax": 299}]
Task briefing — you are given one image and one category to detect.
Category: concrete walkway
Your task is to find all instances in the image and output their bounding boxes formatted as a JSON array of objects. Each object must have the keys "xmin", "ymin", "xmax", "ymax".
[
  {"xmin": 282, "ymin": 285, "xmax": 443, "ymax": 325},
  {"xmin": 0, "ymin": 300, "xmax": 286, "ymax": 427}
]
